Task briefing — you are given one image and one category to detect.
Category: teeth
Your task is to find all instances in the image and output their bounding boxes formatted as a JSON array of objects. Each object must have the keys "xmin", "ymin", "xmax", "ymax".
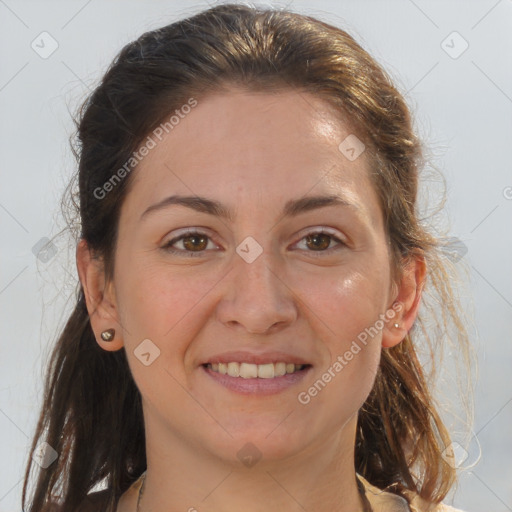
[
  {"xmin": 207, "ymin": 361, "xmax": 305, "ymax": 378},
  {"xmin": 227, "ymin": 362, "xmax": 240, "ymax": 377},
  {"xmin": 240, "ymin": 362, "xmax": 258, "ymax": 378},
  {"xmin": 274, "ymin": 362, "xmax": 286, "ymax": 376},
  {"xmin": 257, "ymin": 363, "xmax": 274, "ymax": 379}
]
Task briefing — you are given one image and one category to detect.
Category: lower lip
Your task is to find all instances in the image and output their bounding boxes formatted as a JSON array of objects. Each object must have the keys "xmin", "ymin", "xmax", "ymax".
[{"xmin": 202, "ymin": 365, "xmax": 312, "ymax": 395}]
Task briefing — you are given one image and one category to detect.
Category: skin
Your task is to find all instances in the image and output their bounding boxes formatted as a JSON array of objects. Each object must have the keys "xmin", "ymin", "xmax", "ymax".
[{"xmin": 77, "ymin": 88, "xmax": 426, "ymax": 512}]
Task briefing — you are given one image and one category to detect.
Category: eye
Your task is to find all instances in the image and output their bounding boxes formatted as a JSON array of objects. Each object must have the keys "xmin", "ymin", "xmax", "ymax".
[
  {"xmin": 294, "ymin": 229, "xmax": 346, "ymax": 255},
  {"xmin": 162, "ymin": 228, "xmax": 346, "ymax": 258},
  {"xmin": 162, "ymin": 230, "xmax": 218, "ymax": 257}
]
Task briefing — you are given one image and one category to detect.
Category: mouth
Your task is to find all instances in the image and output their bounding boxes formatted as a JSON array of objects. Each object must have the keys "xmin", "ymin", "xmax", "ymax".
[
  {"xmin": 203, "ymin": 361, "xmax": 310, "ymax": 379},
  {"xmin": 201, "ymin": 361, "xmax": 312, "ymax": 395}
]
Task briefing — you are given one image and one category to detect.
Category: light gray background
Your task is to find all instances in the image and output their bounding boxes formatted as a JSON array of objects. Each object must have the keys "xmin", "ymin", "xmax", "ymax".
[{"xmin": 1, "ymin": 1, "xmax": 511, "ymax": 511}]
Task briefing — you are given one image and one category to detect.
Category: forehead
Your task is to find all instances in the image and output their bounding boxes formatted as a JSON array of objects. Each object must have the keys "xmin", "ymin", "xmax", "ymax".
[
  {"xmin": 152, "ymin": 89, "xmax": 352, "ymax": 170},
  {"xmin": 124, "ymin": 89, "xmax": 382, "ymax": 226}
]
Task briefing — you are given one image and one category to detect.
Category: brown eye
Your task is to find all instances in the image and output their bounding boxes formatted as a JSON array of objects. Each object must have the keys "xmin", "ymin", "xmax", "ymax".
[
  {"xmin": 163, "ymin": 231, "xmax": 216, "ymax": 257},
  {"xmin": 293, "ymin": 230, "xmax": 346, "ymax": 256},
  {"xmin": 305, "ymin": 233, "xmax": 333, "ymax": 251},
  {"xmin": 181, "ymin": 234, "xmax": 208, "ymax": 251}
]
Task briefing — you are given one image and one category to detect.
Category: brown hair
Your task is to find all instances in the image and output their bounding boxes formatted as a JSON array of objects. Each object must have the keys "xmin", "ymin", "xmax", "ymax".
[{"xmin": 22, "ymin": 4, "xmax": 473, "ymax": 511}]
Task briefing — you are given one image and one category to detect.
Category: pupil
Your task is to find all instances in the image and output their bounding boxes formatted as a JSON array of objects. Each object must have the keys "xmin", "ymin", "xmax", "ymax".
[
  {"xmin": 307, "ymin": 234, "xmax": 330, "ymax": 250},
  {"xmin": 184, "ymin": 235, "xmax": 207, "ymax": 251}
]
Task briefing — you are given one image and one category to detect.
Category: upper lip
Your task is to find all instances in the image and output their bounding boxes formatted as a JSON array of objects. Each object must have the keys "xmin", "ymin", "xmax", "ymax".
[{"xmin": 201, "ymin": 350, "xmax": 312, "ymax": 366}]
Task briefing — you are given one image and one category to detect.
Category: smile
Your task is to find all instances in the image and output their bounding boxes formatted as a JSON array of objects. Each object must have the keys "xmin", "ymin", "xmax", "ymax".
[
  {"xmin": 204, "ymin": 362, "xmax": 307, "ymax": 379},
  {"xmin": 201, "ymin": 361, "xmax": 312, "ymax": 395}
]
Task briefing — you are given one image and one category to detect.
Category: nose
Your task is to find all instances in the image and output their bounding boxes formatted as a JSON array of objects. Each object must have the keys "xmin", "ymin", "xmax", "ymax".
[{"xmin": 215, "ymin": 249, "xmax": 298, "ymax": 335}]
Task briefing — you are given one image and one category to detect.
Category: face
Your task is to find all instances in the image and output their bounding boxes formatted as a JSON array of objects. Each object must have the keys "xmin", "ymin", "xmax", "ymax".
[{"xmin": 109, "ymin": 89, "xmax": 398, "ymax": 464}]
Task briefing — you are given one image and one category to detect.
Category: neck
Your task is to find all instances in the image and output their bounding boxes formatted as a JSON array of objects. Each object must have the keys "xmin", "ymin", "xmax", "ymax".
[{"xmin": 138, "ymin": 412, "xmax": 367, "ymax": 512}]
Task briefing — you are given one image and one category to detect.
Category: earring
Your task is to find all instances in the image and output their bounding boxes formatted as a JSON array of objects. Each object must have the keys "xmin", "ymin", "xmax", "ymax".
[
  {"xmin": 393, "ymin": 323, "xmax": 400, "ymax": 329},
  {"xmin": 101, "ymin": 328, "xmax": 115, "ymax": 341}
]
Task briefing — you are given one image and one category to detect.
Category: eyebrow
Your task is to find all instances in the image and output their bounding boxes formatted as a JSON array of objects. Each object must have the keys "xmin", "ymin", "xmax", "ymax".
[{"xmin": 140, "ymin": 193, "xmax": 361, "ymax": 222}]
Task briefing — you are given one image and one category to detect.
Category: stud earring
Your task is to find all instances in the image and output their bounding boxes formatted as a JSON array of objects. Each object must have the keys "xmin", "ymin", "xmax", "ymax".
[
  {"xmin": 393, "ymin": 323, "xmax": 400, "ymax": 329},
  {"xmin": 101, "ymin": 328, "xmax": 115, "ymax": 341}
]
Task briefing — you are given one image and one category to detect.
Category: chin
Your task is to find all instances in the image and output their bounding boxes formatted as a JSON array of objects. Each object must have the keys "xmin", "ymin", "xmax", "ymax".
[{"xmin": 206, "ymin": 420, "xmax": 315, "ymax": 466}]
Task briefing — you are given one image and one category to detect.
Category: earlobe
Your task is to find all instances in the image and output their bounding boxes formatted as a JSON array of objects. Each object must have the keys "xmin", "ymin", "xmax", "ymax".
[
  {"xmin": 76, "ymin": 239, "xmax": 124, "ymax": 351},
  {"xmin": 381, "ymin": 255, "xmax": 426, "ymax": 349}
]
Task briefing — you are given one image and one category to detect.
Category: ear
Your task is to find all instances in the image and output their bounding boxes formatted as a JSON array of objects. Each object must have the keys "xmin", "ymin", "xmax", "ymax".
[
  {"xmin": 76, "ymin": 239, "xmax": 124, "ymax": 351},
  {"xmin": 381, "ymin": 254, "xmax": 426, "ymax": 349}
]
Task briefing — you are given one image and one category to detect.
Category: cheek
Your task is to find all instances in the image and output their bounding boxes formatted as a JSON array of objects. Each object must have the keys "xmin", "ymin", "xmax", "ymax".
[
  {"xmin": 291, "ymin": 264, "xmax": 387, "ymax": 405},
  {"xmin": 293, "ymin": 261, "xmax": 389, "ymax": 344},
  {"xmin": 114, "ymin": 251, "xmax": 220, "ymax": 351},
  {"xmin": 112, "ymin": 255, "xmax": 221, "ymax": 406}
]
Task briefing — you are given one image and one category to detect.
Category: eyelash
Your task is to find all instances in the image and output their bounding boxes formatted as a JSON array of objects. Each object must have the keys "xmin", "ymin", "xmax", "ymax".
[{"xmin": 161, "ymin": 228, "xmax": 346, "ymax": 258}]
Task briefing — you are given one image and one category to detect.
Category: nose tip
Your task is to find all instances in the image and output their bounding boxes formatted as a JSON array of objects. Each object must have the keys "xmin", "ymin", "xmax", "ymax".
[{"xmin": 226, "ymin": 315, "xmax": 285, "ymax": 335}]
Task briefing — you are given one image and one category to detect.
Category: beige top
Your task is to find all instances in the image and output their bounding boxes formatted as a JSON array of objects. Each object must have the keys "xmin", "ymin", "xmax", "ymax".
[
  {"xmin": 356, "ymin": 474, "xmax": 465, "ymax": 512},
  {"xmin": 74, "ymin": 472, "xmax": 466, "ymax": 512}
]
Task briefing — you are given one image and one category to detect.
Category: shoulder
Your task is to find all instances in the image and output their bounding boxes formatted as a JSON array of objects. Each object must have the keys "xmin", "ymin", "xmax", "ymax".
[
  {"xmin": 404, "ymin": 488, "xmax": 466, "ymax": 512},
  {"xmin": 75, "ymin": 489, "xmax": 112, "ymax": 512},
  {"xmin": 407, "ymin": 494, "xmax": 466, "ymax": 512},
  {"xmin": 48, "ymin": 489, "xmax": 112, "ymax": 512},
  {"xmin": 74, "ymin": 473, "xmax": 143, "ymax": 512},
  {"xmin": 356, "ymin": 473, "xmax": 466, "ymax": 512}
]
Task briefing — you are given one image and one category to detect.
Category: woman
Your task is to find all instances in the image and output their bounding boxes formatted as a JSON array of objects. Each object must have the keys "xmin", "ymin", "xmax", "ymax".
[{"xmin": 22, "ymin": 4, "xmax": 472, "ymax": 512}]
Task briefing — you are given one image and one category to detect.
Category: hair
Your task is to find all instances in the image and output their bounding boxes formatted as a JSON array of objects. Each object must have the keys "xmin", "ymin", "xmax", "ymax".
[{"xmin": 22, "ymin": 3, "xmax": 473, "ymax": 511}]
